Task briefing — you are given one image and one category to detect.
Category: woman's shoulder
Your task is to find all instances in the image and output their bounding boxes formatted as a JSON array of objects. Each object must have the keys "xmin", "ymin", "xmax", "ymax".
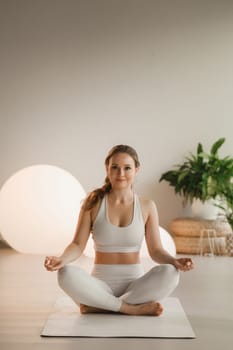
[
  {"xmin": 138, "ymin": 195, "xmax": 156, "ymax": 206},
  {"xmin": 137, "ymin": 196, "xmax": 157, "ymax": 215}
]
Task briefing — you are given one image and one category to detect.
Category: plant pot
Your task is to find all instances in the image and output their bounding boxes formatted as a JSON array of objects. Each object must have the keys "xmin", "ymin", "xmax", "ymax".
[{"xmin": 191, "ymin": 199, "xmax": 219, "ymax": 220}]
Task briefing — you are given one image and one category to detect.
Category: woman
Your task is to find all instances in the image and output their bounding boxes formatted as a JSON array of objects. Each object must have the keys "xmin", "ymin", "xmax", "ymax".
[{"xmin": 44, "ymin": 145, "xmax": 194, "ymax": 316}]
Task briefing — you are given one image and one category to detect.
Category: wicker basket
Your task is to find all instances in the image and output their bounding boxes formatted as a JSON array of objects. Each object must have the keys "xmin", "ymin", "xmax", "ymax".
[
  {"xmin": 173, "ymin": 235, "xmax": 226, "ymax": 255},
  {"xmin": 170, "ymin": 217, "xmax": 232, "ymax": 255},
  {"xmin": 226, "ymin": 233, "xmax": 233, "ymax": 256},
  {"xmin": 170, "ymin": 218, "xmax": 232, "ymax": 237}
]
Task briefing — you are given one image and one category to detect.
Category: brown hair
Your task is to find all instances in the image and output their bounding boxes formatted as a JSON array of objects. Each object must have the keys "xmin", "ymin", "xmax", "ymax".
[{"xmin": 83, "ymin": 145, "xmax": 140, "ymax": 211}]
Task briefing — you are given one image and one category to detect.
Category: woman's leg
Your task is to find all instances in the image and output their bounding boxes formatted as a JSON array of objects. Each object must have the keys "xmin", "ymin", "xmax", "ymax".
[
  {"xmin": 57, "ymin": 265, "xmax": 122, "ymax": 312},
  {"xmin": 89, "ymin": 263, "xmax": 164, "ymax": 316},
  {"xmin": 58, "ymin": 264, "xmax": 179, "ymax": 316},
  {"xmin": 119, "ymin": 264, "xmax": 180, "ymax": 304}
]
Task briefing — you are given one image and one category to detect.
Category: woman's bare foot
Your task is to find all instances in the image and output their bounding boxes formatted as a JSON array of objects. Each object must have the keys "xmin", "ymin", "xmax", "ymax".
[
  {"xmin": 80, "ymin": 302, "xmax": 163, "ymax": 316},
  {"xmin": 120, "ymin": 301, "xmax": 163, "ymax": 316},
  {"xmin": 80, "ymin": 304, "xmax": 115, "ymax": 314}
]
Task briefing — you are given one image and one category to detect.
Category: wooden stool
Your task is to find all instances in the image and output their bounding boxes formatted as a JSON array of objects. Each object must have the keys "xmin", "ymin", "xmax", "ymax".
[{"xmin": 170, "ymin": 217, "xmax": 232, "ymax": 255}]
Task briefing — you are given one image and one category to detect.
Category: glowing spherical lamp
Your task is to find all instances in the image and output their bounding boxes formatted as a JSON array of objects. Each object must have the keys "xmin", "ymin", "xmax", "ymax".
[
  {"xmin": 0, "ymin": 165, "xmax": 86, "ymax": 255},
  {"xmin": 83, "ymin": 226, "xmax": 176, "ymax": 258}
]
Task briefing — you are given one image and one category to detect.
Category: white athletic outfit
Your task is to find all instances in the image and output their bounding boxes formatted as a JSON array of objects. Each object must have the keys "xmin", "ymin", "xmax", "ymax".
[{"xmin": 58, "ymin": 194, "xmax": 179, "ymax": 311}]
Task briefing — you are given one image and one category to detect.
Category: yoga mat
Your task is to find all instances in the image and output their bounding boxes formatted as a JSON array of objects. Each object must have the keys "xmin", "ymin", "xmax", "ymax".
[{"xmin": 41, "ymin": 296, "xmax": 195, "ymax": 338}]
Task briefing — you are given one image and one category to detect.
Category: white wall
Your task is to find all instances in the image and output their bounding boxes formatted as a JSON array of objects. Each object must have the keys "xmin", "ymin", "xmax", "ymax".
[{"xmin": 0, "ymin": 0, "xmax": 233, "ymax": 228}]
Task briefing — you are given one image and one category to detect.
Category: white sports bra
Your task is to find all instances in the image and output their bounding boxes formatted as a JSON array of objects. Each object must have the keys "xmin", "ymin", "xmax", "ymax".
[{"xmin": 91, "ymin": 193, "xmax": 145, "ymax": 253}]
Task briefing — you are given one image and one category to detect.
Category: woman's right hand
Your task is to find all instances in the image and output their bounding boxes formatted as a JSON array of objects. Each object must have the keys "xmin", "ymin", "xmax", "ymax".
[{"xmin": 44, "ymin": 256, "xmax": 64, "ymax": 271}]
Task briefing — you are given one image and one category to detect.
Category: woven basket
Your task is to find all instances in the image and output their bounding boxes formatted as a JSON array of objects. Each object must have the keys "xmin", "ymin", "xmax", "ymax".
[
  {"xmin": 170, "ymin": 218, "xmax": 232, "ymax": 238},
  {"xmin": 173, "ymin": 235, "xmax": 226, "ymax": 255},
  {"xmin": 226, "ymin": 234, "xmax": 233, "ymax": 256}
]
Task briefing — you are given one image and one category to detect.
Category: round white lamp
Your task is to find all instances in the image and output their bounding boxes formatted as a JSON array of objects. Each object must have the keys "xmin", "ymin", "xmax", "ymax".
[
  {"xmin": 0, "ymin": 165, "xmax": 86, "ymax": 255},
  {"xmin": 83, "ymin": 226, "xmax": 176, "ymax": 258}
]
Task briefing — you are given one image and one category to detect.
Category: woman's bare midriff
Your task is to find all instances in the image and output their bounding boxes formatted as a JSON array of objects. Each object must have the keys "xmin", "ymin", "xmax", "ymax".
[{"xmin": 94, "ymin": 251, "xmax": 140, "ymax": 264}]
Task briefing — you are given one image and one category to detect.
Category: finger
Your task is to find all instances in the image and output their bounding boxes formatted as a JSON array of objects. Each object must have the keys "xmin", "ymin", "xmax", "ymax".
[
  {"xmin": 184, "ymin": 262, "xmax": 194, "ymax": 271},
  {"xmin": 44, "ymin": 256, "xmax": 53, "ymax": 266},
  {"xmin": 50, "ymin": 260, "xmax": 63, "ymax": 270},
  {"xmin": 50, "ymin": 265, "xmax": 62, "ymax": 271},
  {"xmin": 178, "ymin": 261, "xmax": 189, "ymax": 271},
  {"xmin": 186, "ymin": 260, "xmax": 194, "ymax": 269},
  {"xmin": 44, "ymin": 259, "xmax": 50, "ymax": 268},
  {"xmin": 45, "ymin": 259, "xmax": 51, "ymax": 266},
  {"xmin": 177, "ymin": 264, "xmax": 186, "ymax": 271},
  {"xmin": 47, "ymin": 265, "xmax": 58, "ymax": 271}
]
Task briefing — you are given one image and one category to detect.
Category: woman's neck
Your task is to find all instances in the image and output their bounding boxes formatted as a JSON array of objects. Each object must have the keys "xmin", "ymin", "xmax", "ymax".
[{"xmin": 108, "ymin": 189, "xmax": 134, "ymax": 204}]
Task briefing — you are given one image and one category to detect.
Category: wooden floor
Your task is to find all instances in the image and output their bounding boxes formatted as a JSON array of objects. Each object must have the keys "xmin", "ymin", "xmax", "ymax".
[{"xmin": 0, "ymin": 247, "xmax": 233, "ymax": 350}]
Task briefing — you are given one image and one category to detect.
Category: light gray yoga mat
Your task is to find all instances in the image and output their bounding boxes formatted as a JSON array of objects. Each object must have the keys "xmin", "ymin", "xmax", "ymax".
[{"xmin": 41, "ymin": 296, "xmax": 195, "ymax": 338}]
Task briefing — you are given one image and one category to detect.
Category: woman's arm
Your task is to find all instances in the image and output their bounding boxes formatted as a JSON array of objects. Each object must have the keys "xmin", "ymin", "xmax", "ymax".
[
  {"xmin": 44, "ymin": 204, "xmax": 92, "ymax": 271},
  {"xmin": 144, "ymin": 199, "xmax": 194, "ymax": 271}
]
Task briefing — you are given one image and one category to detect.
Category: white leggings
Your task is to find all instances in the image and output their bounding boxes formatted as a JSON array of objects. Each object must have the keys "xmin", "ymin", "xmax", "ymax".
[{"xmin": 57, "ymin": 263, "xmax": 180, "ymax": 312}]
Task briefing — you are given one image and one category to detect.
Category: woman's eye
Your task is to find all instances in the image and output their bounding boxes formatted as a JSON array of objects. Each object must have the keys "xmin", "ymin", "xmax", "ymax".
[
  {"xmin": 125, "ymin": 166, "xmax": 131, "ymax": 171},
  {"xmin": 111, "ymin": 165, "xmax": 118, "ymax": 170}
]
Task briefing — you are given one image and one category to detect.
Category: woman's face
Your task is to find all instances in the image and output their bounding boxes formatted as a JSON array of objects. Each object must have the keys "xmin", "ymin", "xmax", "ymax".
[{"xmin": 106, "ymin": 152, "xmax": 139, "ymax": 190}]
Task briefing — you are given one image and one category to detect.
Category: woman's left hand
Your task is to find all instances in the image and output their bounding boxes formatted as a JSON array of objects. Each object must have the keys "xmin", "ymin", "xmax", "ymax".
[{"xmin": 173, "ymin": 258, "xmax": 194, "ymax": 272}]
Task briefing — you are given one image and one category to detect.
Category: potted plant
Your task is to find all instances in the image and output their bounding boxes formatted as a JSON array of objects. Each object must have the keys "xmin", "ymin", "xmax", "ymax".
[{"xmin": 159, "ymin": 138, "xmax": 233, "ymax": 219}]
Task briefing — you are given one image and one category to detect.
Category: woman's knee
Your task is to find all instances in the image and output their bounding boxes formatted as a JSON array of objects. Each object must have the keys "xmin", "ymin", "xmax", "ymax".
[
  {"xmin": 57, "ymin": 265, "xmax": 70, "ymax": 288},
  {"xmin": 151, "ymin": 264, "xmax": 180, "ymax": 287},
  {"xmin": 57, "ymin": 265, "xmax": 83, "ymax": 289}
]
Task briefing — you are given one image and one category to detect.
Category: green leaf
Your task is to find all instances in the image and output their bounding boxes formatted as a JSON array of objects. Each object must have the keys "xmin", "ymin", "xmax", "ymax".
[
  {"xmin": 210, "ymin": 138, "xmax": 225, "ymax": 155},
  {"xmin": 178, "ymin": 171, "xmax": 188, "ymax": 183},
  {"xmin": 197, "ymin": 143, "xmax": 203, "ymax": 155}
]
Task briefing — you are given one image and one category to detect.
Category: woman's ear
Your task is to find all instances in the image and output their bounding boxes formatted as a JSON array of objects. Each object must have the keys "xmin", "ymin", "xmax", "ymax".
[{"xmin": 135, "ymin": 166, "xmax": 140, "ymax": 175}]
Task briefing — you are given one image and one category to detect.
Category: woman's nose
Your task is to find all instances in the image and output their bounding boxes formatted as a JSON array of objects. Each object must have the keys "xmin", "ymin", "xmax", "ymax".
[{"xmin": 118, "ymin": 168, "xmax": 125, "ymax": 176}]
